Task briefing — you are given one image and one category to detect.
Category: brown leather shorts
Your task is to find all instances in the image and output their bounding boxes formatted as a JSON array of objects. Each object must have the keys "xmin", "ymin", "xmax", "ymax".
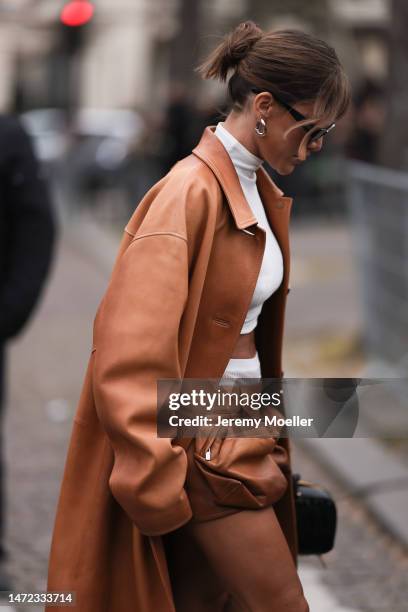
[{"xmin": 175, "ymin": 380, "xmax": 291, "ymax": 523}]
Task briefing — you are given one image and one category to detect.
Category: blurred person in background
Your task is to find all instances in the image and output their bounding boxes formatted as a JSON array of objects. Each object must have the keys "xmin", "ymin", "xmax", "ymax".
[
  {"xmin": 47, "ymin": 21, "xmax": 350, "ymax": 612},
  {"xmin": 161, "ymin": 82, "xmax": 197, "ymax": 174},
  {"xmin": 0, "ymin": 115, "xmax": 56, "ymax": 587},
  {"xmin": 161, "ymin": 86, "xmax": 226, "ymax": 176},
  {"xmin": 346, "ymin": 79, "xmax": 385, "ymax": 164}
]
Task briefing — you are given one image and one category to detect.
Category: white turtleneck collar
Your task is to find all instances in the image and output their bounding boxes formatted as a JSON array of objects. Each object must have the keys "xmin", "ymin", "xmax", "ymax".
[{"xmin": 214, "ymin": 122, "xmax": 263, "ymax": 181}]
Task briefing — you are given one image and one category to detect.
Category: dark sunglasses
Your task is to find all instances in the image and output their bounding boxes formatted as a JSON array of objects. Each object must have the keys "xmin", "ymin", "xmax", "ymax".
[{"xmin": 251, "ymin": 88, "xmax": 336, "ymax": 144}]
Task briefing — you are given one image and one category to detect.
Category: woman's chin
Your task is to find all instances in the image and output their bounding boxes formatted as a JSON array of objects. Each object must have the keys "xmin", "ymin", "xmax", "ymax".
[{"xmin": 276, "ymin": 163, "xmax": 296, "ymax": 176}]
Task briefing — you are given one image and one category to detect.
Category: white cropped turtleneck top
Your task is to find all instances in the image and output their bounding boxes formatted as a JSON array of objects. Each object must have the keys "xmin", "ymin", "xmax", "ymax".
[{"xmin": 214, "ymin": 122, "xmax": 284, "ymax": 337}]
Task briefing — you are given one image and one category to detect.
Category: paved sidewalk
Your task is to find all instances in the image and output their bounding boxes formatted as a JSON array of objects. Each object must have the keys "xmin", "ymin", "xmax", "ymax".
[
  {"xmin": 285, "ymin": 219, "xmax": 363, "ymax": 377},
  {"xmin": 285, "ymin": 219, "xmax": 408, "ymax": 556},
  {"xmin": 301, "ymin": 438, "xmax": 408, "ymax": 549},
  {"xmin": 293, "ymin": 442, "xmax": 408, "ymax": 612}
]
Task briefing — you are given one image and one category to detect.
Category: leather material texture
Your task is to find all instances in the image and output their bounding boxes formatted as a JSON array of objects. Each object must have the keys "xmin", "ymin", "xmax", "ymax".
[{"xmin": 46, "ymin": 126, "xmax": 296, "ymax": 611}]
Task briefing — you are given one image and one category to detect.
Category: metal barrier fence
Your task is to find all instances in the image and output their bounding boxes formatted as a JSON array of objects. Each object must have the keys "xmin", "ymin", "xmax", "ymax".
[{"xmin": 346, "ymin": 160, "xmax": 408, "ymax": 368}]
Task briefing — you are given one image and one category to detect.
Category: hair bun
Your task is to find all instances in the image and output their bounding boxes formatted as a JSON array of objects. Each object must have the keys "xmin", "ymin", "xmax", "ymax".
[
  {"xmin": 197, "ymin": 20, "xmax": 263, "ymax": 82},
  {"xmin": 225, "ymin": 21, "xmax": 263, "ymax": 66}
]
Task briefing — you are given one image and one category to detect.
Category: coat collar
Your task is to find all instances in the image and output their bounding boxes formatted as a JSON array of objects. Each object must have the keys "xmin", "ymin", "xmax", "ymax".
[{"xmin": 192, "ymin": 126, "xmax": 292, "ymax": 231}]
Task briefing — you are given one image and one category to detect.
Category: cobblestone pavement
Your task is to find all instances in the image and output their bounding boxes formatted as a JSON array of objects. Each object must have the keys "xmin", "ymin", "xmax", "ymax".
[{"xmin": 1, "ymin": 217, "xmax": 407, "ymax": 611}]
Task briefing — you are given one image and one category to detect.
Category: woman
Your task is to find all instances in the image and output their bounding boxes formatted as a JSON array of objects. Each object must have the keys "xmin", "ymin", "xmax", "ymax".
[{"xmin": 47, "ymin": 21, "xmax": 350, "ymax": 612}]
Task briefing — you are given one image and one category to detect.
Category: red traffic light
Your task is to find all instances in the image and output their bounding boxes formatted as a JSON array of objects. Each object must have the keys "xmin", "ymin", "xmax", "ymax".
[{"xmin": 60, "ymin": 1, "xmax": 94, "ymax": 27}]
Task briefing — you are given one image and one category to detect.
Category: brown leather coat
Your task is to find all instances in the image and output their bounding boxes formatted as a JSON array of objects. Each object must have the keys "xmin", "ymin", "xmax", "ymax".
[{"xmin": 46, "ymin": 127, "xmax": 296, "ymax": 611}]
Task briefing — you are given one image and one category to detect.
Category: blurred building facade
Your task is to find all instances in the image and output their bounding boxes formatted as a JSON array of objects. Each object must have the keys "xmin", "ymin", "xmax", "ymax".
[
  {"xmin": 0, "ymin": 0, "xmax": 391, "ymax": 115},
  {"xmin": 0, "ymin": 0, "xmax": 179, "ymax": 112},
  {"xmin": 0, "ymin": 0, "xmax": 247, "ymax": 113}
]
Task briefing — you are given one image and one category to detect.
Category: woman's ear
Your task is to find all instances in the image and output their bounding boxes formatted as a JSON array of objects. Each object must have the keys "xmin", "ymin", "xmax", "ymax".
[{"xmin": 253, "ymin": 92, "xmax": 275, "ymax": 117}]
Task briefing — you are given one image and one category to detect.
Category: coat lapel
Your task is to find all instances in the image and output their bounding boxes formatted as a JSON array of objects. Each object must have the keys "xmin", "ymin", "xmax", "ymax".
[
  {"xmin": 192, "ymin": 126, "xmax": 293, "ymax": 285},
  {"xmin": 192, "ymin": 126, "xmax": 257, "ymax": 230}
]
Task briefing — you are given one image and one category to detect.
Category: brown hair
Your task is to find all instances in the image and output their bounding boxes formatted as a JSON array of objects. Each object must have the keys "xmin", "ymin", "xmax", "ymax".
[{"xmin": 197, "ymin": 21, "xmax": 351, "ymax": 147}]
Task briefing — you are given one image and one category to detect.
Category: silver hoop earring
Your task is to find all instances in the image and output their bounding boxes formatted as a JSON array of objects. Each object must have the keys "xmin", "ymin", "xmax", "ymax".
[{"xmin": 255, "ymin": 117, "xmax": 267, "ymax": 137}]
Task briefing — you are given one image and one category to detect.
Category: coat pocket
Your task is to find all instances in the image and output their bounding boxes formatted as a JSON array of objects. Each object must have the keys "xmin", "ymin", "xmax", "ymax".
[{"xmin": 193, "ymin": 437, "xmax": 288, "ymax": 510}]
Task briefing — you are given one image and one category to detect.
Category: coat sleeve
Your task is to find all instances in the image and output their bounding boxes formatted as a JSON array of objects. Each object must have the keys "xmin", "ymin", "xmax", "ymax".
[{"xmin": 92, "ymin": 231, "xmax": 193, "ymax": 536}]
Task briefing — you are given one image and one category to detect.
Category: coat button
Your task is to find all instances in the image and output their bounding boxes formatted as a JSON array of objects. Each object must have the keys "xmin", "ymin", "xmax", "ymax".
[
  {"xmin": 287, "ymin": 286, "xmax": 291, "ymax": 295},
  {"xmin": 275, "ymin": 201, "xmax": 285, "ymax": 209}
]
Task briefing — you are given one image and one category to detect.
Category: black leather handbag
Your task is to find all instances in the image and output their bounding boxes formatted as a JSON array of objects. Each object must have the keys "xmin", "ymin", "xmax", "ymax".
[{"xmin": 292, "ymin": 473, "xmax": 337, "ymax": 555}]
